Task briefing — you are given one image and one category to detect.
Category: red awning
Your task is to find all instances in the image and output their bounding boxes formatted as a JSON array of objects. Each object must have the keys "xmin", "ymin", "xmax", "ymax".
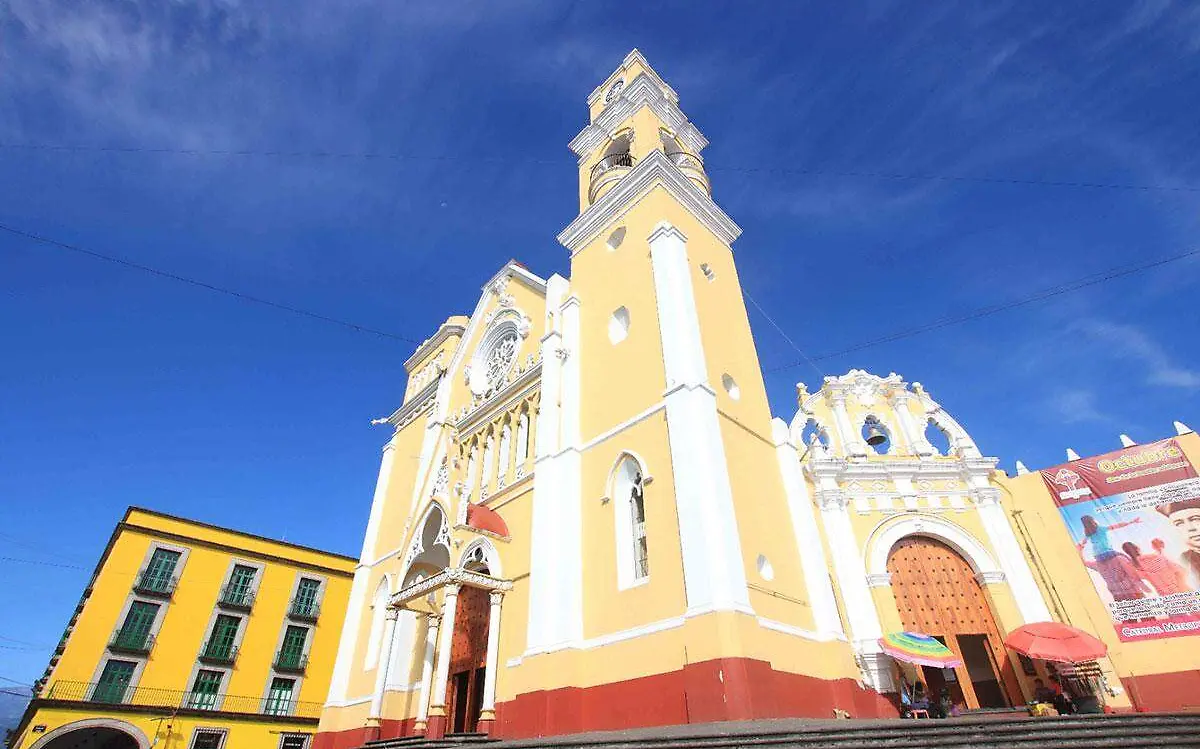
[
  {"xmin": 1004, "ymin": 622, "xmax": 1107, "ymax": 663},
  {"xmin": 466, "ymin": 502, "xmax": 510, "ymax": 539}
]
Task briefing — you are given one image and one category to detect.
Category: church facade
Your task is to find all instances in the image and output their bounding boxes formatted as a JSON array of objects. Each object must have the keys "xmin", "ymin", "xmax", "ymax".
[{"xmin": 313, "ymin": 51, "xmax": 1200, "ymax": 748}]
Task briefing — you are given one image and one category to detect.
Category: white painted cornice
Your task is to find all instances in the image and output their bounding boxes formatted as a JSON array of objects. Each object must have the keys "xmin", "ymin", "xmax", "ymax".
[
  {"xmin": 404, "ymin": 321, "xmax": 467, "ymax": 372},
  {"xmin": 452, "ymin": 362, "xmax": 543, "ymax": 439},
  {"xmin": 570, "ymin": 73, "xmax": 707, "ymax": 160},
  {"xmin": 558, "ymin": 150, "xmax": 740, "ymax": 254},
  {"xmin": 587, "ymin": 49, "xmax": 679, "ymax": 110},
  {"xmin": 385, "ymin": 377, "xmax": 440, "ymax": 430},
  {"xmin": 482, "ymin": 261, "xmax": 547, "ymax": 295}
]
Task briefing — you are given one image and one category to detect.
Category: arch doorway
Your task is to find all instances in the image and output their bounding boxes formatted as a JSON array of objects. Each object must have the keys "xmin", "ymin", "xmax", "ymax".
[
  {"xmin": 887, "ymin": 536, "xmax": 1022, "ymax": 710},
  {"xmin": 445, "ymin": 560, "xmax": 492, "ymax": 735},
  {"xmin": 33, "ymin": 722, "xmax": 143, "ymax": 749}
]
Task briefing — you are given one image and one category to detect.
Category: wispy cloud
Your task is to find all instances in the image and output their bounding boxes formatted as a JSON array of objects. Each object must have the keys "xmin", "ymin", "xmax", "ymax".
[
  {"xmin": 1076, "ymin": 319, "xmax": 1200, "ymax": 390},
  {"xmin": 1048, "ymin": 388, "xmax": 1114, "ymax": 425}
]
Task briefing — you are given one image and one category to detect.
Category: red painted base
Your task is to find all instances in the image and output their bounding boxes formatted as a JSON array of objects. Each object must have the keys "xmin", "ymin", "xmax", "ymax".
[
  {"xmin": 1121, "ymin": 669, "xmax": 1200, "ymax": 712},
  {"xmin": 493, "ymin": 656, "xmax": 897, "ymax": 739},
  {"xmin": 313, "ymin": 658, "xmax": 895, "ymax": 747},
  {"xmin": 425, "ymin": 713, "xmax": 448, "ymax": 740},
  {"xmin": 477, "ymin": 717, "xmax": 495, "ymax": 735}
]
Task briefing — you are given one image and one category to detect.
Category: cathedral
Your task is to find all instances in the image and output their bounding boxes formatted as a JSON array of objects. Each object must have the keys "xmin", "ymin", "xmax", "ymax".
[{"xmin": 313, "ymin": 51, "xmax": 1200, "ymax": 748}]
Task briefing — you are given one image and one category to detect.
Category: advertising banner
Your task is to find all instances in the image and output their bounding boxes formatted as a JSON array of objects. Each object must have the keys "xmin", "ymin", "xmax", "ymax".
[{"xmin": 1040, "ymin": 438, "xmax": 1200, "ymax": 642}]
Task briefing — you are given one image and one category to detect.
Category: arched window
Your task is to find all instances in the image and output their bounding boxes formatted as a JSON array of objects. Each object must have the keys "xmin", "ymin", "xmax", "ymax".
[
  {"xmin": 862, "ymin": 416, "xmax": 892, "ymax": 455},
  {"xmin": 482, "ymin": 433, "xmax": 495, "ymax": 494},
  {"xmin": 800, "ymin": 418, "xmax": 831, "ymax": 449},
  {"xmin": 498, "ymin": 423, "xmax": 512, "ymax": 482},
  {"xmin": 364, "ymin": 578, "xmax": 390, "ymax": 670},
  {"xmin": 465, "ymin": 444, "xmax": 479, "ymax": 501},
  {"xmin": 611, "ymin": 455, "xmax": 650, "ymax": 589},
  {"xmin": 516, "ymin": 409, "xmax": 530, "ymax": 466},
  {"xmin": 924, "ymin": 418, "xmax": 952, "ymax": 455}
]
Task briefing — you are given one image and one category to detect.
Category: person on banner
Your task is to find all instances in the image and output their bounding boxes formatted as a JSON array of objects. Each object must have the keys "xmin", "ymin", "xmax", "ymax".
[
  {"xmin": 1123, "ymin": 540, "xmax": 1192, "ymax": 595},
  {"xmin": 1158, "ymin": 499, "xmax": 1200, "ymax": 588},
  {"xmin": 1076, "ymin": 515, "xmax": 1151, "ymax": 602}
]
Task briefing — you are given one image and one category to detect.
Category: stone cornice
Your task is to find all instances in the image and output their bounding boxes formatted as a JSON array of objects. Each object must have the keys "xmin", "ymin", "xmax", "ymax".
[
  {"xmin": 452, "ymin": 361, "xmax": 542, "ymax": 439},
  {"xmin": 404, "ymin": 322, "xmax": 467, "ymax": 372},
  {"xmin": 558, "ymin": 150, "xmax": 740, "ymax": 254},
  {"xmin": 385, "ymin": 377, "xmax": 440, "ymax": 430},
  {"xmin": 571, "ymin": 73, "xmax": 706, "ymax": 160},
  {"xmin": 390, "ymin": 566, "xmax": 512, "ymax": 607}
]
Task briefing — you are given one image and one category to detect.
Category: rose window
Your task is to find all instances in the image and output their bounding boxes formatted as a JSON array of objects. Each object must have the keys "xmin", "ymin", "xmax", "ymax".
[{"xmin": 485, "ymin": 332, "xmax": 519, "ymax": 388}]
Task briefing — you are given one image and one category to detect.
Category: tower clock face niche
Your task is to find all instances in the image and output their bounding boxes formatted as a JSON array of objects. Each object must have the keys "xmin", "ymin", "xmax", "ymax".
[{"xmin": 605, "ymin": 79, "xmax": 624, "ymax": 103}]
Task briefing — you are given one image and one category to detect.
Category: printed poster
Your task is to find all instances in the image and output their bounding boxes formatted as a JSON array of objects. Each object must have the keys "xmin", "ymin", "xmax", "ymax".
[{"xmin": 1040, "ymin": 438, "xmax": 1200, "ymax": 642}]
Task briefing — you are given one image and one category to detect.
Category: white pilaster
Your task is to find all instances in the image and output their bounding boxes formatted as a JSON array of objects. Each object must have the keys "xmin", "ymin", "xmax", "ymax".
[
  {"xmin": 975, "ymin": 489, "xmax": 1052, "ymax": 623},
  {"xmin": 413, "ymin": 613, "xmax": 441, "ymax": 732},
  {"xmin": 648, "ymin": 223, "xmax": 751, "ymax": 615},
  {"xmin": 829, "ymin": 395, "xmax": 866, "ymax": 457},
  {"xmin": 480, "ymin": 591, "xmax": 504, "ymax": 717},
  {"xmin": 362, "ymin": 437, "xmax": 399, "ymax": 561},
  {"xmin": 385, "ymin": 609, "xmax": 418, "ymax": 689},
  {"xmin": 889, "ymin": 391, "xmax": 933, "ymax": 456},
  {"xmin": 527, "ymin": 275, "xmax": 584, "ymax": 651},
  {"xmin": 326, "ymin": 566, "xmax": 370, "ymax": 703},
  {"xmin": 817, "ymin": 487, "xmax": 885, "ymax": 671},
  {"xmin": 771, "ymin": 419, "xmax": 843, "ymax": 636},
  {"xmin": 429, "ymin": 585, "xmax": 460, "ymax": 714},
  {"xmin": 368, "ymin": 608, "xmax": 399, "ymax": 721}
]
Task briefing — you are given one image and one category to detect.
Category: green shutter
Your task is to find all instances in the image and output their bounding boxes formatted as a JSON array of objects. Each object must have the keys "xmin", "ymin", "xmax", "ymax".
[
  {"xmin": 227, "ymin": 565, "xmax": 256, "ymax": 603},
  {"xmin": 117, "ymin": 601, "xmax": 158, "ymax": 649},
  {"xmin": 143, "ymin": 548, "xmax": 181, "ymax": 591},
  {"xmin": 187, "ymin": 669, "xmax": 223, "ymax": 710},
  {"xmin": 282, "ymin": 625, "xmax": 307, "ymax": 656},
  {"xmin": 264, "ymin": 677, "xmax": 295, "ymax": 715},
  {"xmin": 93, "ymin": 660, "xmax": 135, "ymax": 703},
  {"xmin": 205, "ymin": 615, "xmax": 240, "ymax": 659},
  {"xmin": 295, "ymin": 579, "xmax": 319, "ymax": 609}
]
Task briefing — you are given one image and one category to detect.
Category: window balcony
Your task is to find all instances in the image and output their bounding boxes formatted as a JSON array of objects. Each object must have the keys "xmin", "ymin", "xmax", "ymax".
[
  {"xmin": 198, "ymin": 642, "xmax": 239, "ymax": 666},
  {"xmin": 274, "ymin": 650, "xmax": 308, "ymax": 674},
  {"xmin": 133, "ymin": 570, "xmax": 177, "ymax": 598},
  {"xmin": 41, "ymin": 679, "xmax": 323, "ymax": 718},
  {"xmin": 108, "ymin": 630, "xmax": 155, "ymax": 655},
  {"xmin": 588, "ymin": 152, "xmax": 635, "ymax": 204},
  {"xmin": 217, "ymin": 584, "xmax": 255, "ymax": 612},
  {"xmin": 288, "ymin": 598, "xmax": 321, "ymax": 622},
  {"xmin": 665, "ymin": 151, "xmax": 711, "ymax": 195}
]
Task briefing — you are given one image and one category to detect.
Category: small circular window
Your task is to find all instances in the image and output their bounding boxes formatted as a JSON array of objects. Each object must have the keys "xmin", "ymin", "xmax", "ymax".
[{"xmin": 605, "ymin": 79, "xmax": 625, "ymax": 103}]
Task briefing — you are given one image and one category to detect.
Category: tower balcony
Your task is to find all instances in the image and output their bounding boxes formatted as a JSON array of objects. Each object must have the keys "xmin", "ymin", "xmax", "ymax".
[
  {"xmin": 665, "ymin": 151, "xmax": 710, "ymax": 195},
  {"xmin": 588, "ymin": 152, "xmax": 635, "ymax": 204}
]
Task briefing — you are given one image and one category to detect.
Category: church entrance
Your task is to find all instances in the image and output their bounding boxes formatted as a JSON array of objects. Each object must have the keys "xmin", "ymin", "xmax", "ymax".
[
  {"xmin": 887, "ymin": 536, "xmax": 1022, "ymax": 710},
  {"xmin": 445, "ymin": 583, "xmax": 491, "ymax": 733}
]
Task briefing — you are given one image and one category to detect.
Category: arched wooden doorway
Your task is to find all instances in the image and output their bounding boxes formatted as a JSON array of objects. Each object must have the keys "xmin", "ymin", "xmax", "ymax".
[
  {"xmin": 445, "ymin": 580, "xmax": 491, "ymax": 733},
  {"xmin": 887, "ymin": 536, "xmax": 1022, "ymax": 710}
]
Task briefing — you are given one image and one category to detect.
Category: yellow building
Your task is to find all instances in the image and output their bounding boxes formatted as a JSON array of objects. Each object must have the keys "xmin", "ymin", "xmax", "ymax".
[
  {"xmin": 313, "ymin": 49, "xmax": 1200, "ymax": 748},
  {"xmin": 10, "ymin": 507, "xmax": 355, "ymax": 749}
]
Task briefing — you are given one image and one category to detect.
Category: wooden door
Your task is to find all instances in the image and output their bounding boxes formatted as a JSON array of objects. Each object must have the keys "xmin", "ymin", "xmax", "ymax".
[
  {"xmin": 445, "ymin": 586, "xmax": 490, "ymax": 733},
  {"xmin": 887, "ymin": 536, "xmax": 1022, "ymax": 709}
]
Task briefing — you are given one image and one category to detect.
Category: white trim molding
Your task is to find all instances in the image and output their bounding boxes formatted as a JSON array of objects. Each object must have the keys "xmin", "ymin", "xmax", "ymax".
[
  {"xmin": 559, "ymin": 150, "xmax": 740, "ymax": 254},
  {"xmin": 863, "ymin": 513, "xmax": 1003, "ymax": 580}
]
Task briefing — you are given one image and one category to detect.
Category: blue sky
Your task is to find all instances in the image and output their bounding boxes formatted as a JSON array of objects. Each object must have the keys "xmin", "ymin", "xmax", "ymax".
[{"xmin": 2, "ymin": 1, "xmax": 1198, "ymax": 686}]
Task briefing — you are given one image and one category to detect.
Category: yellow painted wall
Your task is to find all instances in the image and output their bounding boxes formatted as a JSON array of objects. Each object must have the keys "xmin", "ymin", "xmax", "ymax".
[{"xmin": 13, "ymin": 706, "xmax": 318, "ymax": 749}]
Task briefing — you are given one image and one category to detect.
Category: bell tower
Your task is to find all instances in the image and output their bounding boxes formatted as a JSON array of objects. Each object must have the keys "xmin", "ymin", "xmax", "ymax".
[{"xmin": 571, "ymin": 49, "xmax": 712, "ymax": 211}]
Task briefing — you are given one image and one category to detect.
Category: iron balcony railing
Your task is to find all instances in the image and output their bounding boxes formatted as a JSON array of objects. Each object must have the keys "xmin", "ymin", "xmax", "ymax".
[
  {"xmin": 589, "ymin": 151, "xmax": 634, "ymax": 179},
  {"xmin": 108, "ymin": 630, "xmax": 155, "ymax": 655},
  {"xmin": 288, "ymin": 597, "xmax": 321, "ymax": 622},
  {"xmin": 133, "ymin": 570, "xmax": 178, "ymax": 597},
  {"xmin": 198, "ymin": 641, "xmax": 239, "ymax": 666},
  {"xmin": 274, "ymin": 649, "xmax": 308, "ymax": 673},
  {"xmin": 41, "ymin": 679, "xmax": 322, "ymax": 718},
  {"xmin": 217, "ymin": 584, "xmax": 256, "ymax": 611}
]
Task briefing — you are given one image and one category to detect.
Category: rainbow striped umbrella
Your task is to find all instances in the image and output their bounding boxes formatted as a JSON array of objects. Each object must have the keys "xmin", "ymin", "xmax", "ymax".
[{"xmin": 879, "ymin": 631, "xmax": 963, "ymax": 668}]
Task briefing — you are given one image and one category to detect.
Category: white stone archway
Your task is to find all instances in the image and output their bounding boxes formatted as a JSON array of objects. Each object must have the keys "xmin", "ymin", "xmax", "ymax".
[
  {"xmin": 865, "ymin": 513, "xmax": 1004, "ymax": 583},
  {"xmin": 457, "ymin": 536, "xmax": 502, "ymax": 576},
  {"xmin": 28, "ymin": 718, "xmax": 150, "ymax": 749}
]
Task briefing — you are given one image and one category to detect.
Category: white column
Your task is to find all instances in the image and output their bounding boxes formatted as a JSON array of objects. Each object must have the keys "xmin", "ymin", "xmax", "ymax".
[
  {"xmin": 889, "ymin": 391, "xmax": 932, "ymax": 456},
  {"xmin": 648, "ymin": 223, "xmax": 751, "ymax": 615},
  {"xmin": 975, "ymin": 488, "xmax": 1052, "ymax": 623},
  {"xmin": 829, "ymin": 394, "xmax": 866, "ymax": 457},
  {"xmin": 368, "ymin": 608, "xmax": 400, "ymax": 722},
  {"xmin": 480, "ymin": 591, "xmax": 504, "ymax": 719},
  {"xmin": 362, "ymin": 437, "xmax": 399, "ymax": 561},
  {"xmin": 771, "ymin": 419, "xmax": 842, "ymax": 637},
  {"xmin": 325, "ymin": 566, "xmax": 370, "ymax": 704},
  {"xmin": 429, "ymin": 584, "xmax": 460, "ymax": 715},
  {"xmin": 413, "ymin": 613, "xmax": 442, "ymax": 732}
]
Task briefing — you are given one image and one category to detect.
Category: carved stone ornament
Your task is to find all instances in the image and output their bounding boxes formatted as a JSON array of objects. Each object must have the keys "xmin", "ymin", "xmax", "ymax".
[
  {"xmin": 492, "ymin": 273, "xmax": 516, "ymax": 308},
  {"xmin": 432, "ymin": 459, "xmax": 449, "ymax": 498}
]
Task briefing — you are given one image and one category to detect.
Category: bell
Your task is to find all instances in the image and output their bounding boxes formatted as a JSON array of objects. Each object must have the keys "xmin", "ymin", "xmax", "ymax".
[{"xmin": 865, "ymin": 422, "xmax": 888, "ymax": 447}]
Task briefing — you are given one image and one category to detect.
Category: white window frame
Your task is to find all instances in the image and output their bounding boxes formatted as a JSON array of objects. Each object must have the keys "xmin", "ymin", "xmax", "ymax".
[{"xmin": 189, "ymin": 727, "xmax": 228, "ymax": 749}]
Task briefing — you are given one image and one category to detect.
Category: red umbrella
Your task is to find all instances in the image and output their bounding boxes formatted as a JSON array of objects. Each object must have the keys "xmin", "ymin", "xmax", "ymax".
[{"xmin": 1004, "ymin": 622, "xmax": 1107, "ymax": 663}]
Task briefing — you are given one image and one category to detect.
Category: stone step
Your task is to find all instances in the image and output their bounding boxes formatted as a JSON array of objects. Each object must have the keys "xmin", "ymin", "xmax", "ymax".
[{"xmin": 467, "ymin": 714, "xmax": 1200, "ymax": 749}]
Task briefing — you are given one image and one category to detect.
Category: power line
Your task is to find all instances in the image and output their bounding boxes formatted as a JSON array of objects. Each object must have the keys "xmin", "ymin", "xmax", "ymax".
[
  {"xmin": 2, "ymin": 141, "xmax": 1197, "ymax": 194},
  {"xmin": 743, "ymin": 288, "xmax": 824, "ymax": 380},
  {"xmin": 0, "ymin": 556, "xmax": 86, "ymax": 570},
  {"xmin": 0, "ymin": 222, "xmax": 424, "ymax": 344},
  {"xmin": 0, "ymin": 676, "xmax": 33, "ymax": 686},
  {"xmin": 766, "ymin": 247, "xmax": 1200, "ymax": 373},
  {"xmin": 0, "ymin": 635, "xmax": 51, "ymax": 649}
]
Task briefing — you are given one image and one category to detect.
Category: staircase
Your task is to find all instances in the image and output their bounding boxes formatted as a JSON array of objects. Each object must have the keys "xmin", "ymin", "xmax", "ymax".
[
  {"xmin": 365, "ymin": 732, "xmax": 493, "ymax": 749},
  {"xmin": 367, "ymin": 713, "xmax": 1200, "ymax": 749}
]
